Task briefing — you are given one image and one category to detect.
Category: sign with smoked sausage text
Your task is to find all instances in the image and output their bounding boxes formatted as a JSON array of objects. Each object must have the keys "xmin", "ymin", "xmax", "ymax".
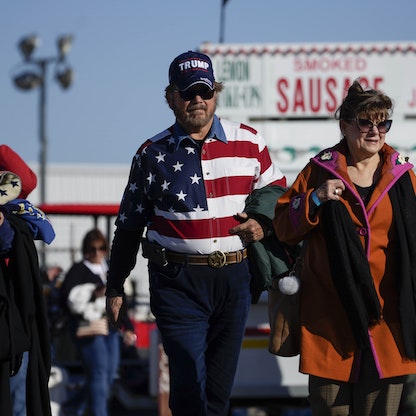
[{"xmin": 200, "ymin": 42, "xmax": 416, "ymax": 121}]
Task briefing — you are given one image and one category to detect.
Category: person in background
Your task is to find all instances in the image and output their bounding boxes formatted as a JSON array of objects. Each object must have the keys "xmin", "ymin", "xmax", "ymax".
[
  {"xmin": 41, "ymin": 264, "xmax": 65, "ymax": 361},
  {"xmin": 60, "ymin": 228, "xmax": 136, "ymax": 416},
  {"xmin": 274, "ymin": 80, "xmax": 416, "ymax": 416},
  {"xmin": 0, "ymin": 144, "xmax": 55, "ymax": 416},
  {"xmin": 105, "ymin": 50, "xmax": 286, "ymax": 416}
]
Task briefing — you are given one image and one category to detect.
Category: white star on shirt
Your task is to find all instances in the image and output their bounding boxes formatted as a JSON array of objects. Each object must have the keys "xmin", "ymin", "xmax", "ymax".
[
  {"xmin": 190, "ymin": 173, "xmax": 201, "ymax": 184},
  {"xmin": 173, "ymin": 161, "xmax": 184, "ymax": 172},
  {"xmin": 185, "ymin": 147, "xmax": 196, "ymax": 154},
  {"xmin": 135, "ymin": 203, "xmax": 144, "ymax": 213},
  {"xmin": 168, "ymin": 206, "xmax": 175, "ymax": 213},
  {"xmin": 119, "ymin": 212, "xmax": 127, "ymax": 223},
  {"xmin": 155, "ymin": 152, "xmax": 166, "ymax": 163},
  {"xmin": 129, "ymin": 182, "xmax": 138, "ymax": 192},
  {"xmin": 176, "ymin": 190, "xmax": 187, "ymax": 201},
  {"xmin": 146, "ymin": 172, "xmax": 156, "ymax": 184},
  {"xmin": 168, "ymin": 137, "xmax": 175, "ymax": 145},
  {"xmin": 193, "ymin": 204, "xmax": 204, "ymax": 212},
  {"xmin": 161, "ymin": 180, "xmax": 171, "ymax": 191}
]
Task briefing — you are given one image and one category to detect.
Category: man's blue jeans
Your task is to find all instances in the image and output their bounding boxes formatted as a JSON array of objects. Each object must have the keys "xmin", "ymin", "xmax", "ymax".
[{"xmin": 149, "ymin": 259, "xmax": 252, "ymax": 416}]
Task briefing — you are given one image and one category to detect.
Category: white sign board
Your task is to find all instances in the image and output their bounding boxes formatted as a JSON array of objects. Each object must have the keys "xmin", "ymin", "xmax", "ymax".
[{"xmin": 201, "ymin": 42, "xmax": 416, "ymax": 121}]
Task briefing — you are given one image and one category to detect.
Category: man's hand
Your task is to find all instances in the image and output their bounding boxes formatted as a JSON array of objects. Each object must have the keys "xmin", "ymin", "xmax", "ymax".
[
  {"xmin": 106, "ymin": 296, "xmax": 123, "ymax": 326},
  {"xmin": 229, "ymin": 212, "xmax": 264, "ymax": 243}
]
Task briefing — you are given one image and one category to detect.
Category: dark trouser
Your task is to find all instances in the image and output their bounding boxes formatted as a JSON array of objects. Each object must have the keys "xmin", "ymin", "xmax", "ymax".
[
  {"xmin": 308, "ymin": 348, "xmax": 406, "ymax": 416},
  {"xmin": 149, "ymin": 259, "xmax": 252, "ymax": 416}
]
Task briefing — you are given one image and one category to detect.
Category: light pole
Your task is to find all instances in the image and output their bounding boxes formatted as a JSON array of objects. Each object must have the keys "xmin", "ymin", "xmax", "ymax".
[
  {"xmin": 219, "ymin": 0, "xmax": 230, "ymax": 43},
  {"xmin": 12, "ymin": 34, "xmax": 74, "ymax": 205}
]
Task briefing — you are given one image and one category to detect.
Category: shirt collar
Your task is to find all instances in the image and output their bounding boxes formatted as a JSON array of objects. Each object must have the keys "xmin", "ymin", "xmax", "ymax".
[{"xmin": 172, "ymin": 115, "xmax": 227, "ymax": 150}]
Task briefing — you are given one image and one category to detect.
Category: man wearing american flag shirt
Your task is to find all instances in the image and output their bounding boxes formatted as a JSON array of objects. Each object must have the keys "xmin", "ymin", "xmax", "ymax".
[{"xmin": 106, "ymin": 50, "xmax": 286, "ymax": 416}]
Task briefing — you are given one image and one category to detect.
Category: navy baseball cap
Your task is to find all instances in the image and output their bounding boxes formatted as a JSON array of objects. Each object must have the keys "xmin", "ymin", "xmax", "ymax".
[{"xmin": 169, "ymin": 51, "xmax": 215, "ymax": 91}]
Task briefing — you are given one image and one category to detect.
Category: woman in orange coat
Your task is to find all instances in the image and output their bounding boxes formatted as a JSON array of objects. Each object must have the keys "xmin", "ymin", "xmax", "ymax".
[{"xmin": 274, "ymin": 80, "xmax": 416, "ymax": 416}]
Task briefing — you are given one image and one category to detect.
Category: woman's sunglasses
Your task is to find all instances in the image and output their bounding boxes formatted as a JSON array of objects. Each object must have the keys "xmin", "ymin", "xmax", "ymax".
[
  {"xmin": 353, "ymin": 118, "xmax": 393, "ymax": 134},
  {"xmin": 88, "ymin": 245, "xmax": 107, "ymax": 253}
]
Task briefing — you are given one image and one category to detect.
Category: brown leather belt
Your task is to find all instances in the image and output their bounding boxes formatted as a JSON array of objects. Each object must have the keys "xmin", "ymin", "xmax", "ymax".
[{"xmin": 166, "ymin": 249, "xmax": 247, "ymax": 268}]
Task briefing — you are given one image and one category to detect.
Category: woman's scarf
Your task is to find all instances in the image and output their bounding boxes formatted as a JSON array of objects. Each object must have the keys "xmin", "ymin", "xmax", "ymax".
[
  {"xmin": 390, "ymin": 172, "xmax": 416, "ymax": 359},
  {"xmin": 321, "ymin": 172, "xmax": 416, "ymax": 358},
  {"xmin": 322, "ymin": 201, "xmax": 381, "ymax": 350}
]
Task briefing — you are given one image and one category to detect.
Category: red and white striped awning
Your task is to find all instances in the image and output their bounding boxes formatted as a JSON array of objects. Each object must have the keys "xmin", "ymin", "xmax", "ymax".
[{"xmin": 200, "ymin": 42, "xmax": 416, "ymax": 57}]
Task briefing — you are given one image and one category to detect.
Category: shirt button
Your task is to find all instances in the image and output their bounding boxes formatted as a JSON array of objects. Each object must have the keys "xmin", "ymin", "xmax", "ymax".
[{"xmin": 358, "ymin": 227, "xmax": 367, "ymax": 236}]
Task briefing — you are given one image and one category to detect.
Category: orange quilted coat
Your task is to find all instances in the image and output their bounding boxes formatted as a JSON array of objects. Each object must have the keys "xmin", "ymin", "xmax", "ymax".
[{"xmin": 274, "ymin": 140, "xmax": 416, "ymax": 382}]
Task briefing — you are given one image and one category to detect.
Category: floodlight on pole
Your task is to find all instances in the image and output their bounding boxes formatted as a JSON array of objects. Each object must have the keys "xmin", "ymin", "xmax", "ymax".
[
  {"xmin": 12, "ymin": 34, "xmax": 75, "ymax": 205},
  {"xmin": 11, "ymin": 34, "xmax": 74, "ymax": 266},
  {"xmin": 18, "ymin": 35, "xmax": 40, "ymax": 60},
  {"xmin": 57, "ymin": 35, "xmax": 73, "ymax": 59}
]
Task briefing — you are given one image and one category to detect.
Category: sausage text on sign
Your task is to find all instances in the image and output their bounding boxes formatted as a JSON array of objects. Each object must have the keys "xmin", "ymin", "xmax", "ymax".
[{"xmin": 276, "ymin": 77, "xmax": 384, "ymax": 114}]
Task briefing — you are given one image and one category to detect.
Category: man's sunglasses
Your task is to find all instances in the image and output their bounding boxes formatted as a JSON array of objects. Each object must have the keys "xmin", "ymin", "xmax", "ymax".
[
  {"xmin": 353, "ymin": 118, "xmax": 393, "ymax": 134},
  {"xmin": 176, "ymin": 87, "xmax": 215, "ymax": 101}
]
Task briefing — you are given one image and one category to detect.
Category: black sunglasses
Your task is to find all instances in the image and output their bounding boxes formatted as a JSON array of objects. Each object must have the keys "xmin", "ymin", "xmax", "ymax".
[
  {"xmin": 88, "ymin": 245, "xmax": 107, "ymax": 253},
  {"xmin": 354, "ymin": 118, "xmax": 393, "ymax": 134},
  {"xmin": 176, "ymin": 87, "xmax": 215, "ymax": 101}
]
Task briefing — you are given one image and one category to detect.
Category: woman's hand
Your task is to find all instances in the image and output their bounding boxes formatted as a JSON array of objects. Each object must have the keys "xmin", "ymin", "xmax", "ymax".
[
  {"xmin": 93, "ymin": 286, "xmax": 106, "ymax": 298},
  {"xmin": 123, "ymin": 330, "xmax": 137, "ymax": 346},
  {"xmin": 313, "ymin": 179, "xmax": 345, "ymax": 204}
]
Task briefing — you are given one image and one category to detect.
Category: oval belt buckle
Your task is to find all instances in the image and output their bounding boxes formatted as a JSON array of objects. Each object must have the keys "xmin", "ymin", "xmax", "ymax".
[{"xmin": 208, "ymin": 251, "xmax": 227, "ymax": 268}]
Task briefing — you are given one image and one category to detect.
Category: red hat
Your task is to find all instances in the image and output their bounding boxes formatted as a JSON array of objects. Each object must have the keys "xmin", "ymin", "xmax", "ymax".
[{"xmin": 0, "ymin": 145, "xmax": 37, "ymax": 199}]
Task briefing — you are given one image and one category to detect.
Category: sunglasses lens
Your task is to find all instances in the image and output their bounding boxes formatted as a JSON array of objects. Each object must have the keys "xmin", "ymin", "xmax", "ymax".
[
  {"xmin": 89, "ymin": 246, "xmax": 106, "ymax": 252},
  {"xmin": 357, "ymin": 119, "xmax": 373, "ymax": 132},
  {"xmin": 378, "ymin": 120, "xmax": 392, "ymax": 133},
  {"xmin": 179, "ymin": 88, "xmax": 214, "ymax": 101}
]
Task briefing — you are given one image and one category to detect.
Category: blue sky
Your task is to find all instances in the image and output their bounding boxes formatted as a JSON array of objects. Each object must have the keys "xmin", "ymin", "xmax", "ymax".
[{"xmin": 1, "ymin": 0, "xmax": 416, "ymax": 165}]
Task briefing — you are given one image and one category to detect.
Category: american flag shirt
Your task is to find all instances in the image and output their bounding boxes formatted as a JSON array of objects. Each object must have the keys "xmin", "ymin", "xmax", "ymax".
[{"xmin": 116, "ymin": 115, "xmax": 286, "ymax": 254}]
